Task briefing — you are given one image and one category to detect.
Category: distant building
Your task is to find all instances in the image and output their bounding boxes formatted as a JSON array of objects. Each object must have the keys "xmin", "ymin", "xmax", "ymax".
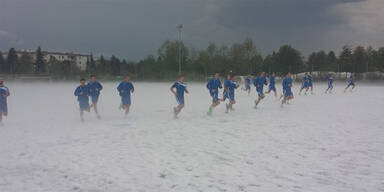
[{"xmin": 1, "ymin": 50, "xmax": 91, "ymax": 71}]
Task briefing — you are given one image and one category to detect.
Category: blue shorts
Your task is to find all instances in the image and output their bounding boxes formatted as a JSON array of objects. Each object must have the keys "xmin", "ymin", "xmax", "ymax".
[
  {"xmin": 302, "ymin": 83, "xmax": 309, "ymax": 89},
  {"xmin": 308, "ymin": 82, "xmax": 313, "ymax": 87},
  {"xmin": 121, "ymin": 96, "xmax": 131, "ymax": 106},
  {"xmin": 79, "ymin": 100, "xmax": 90, "ymax": 111},
  {"xmin": 257, "ymin": 87, "xmax": 264, "ymax": 97},
  {"xmin": 0, "ymin": 101, "xmax": 8, "ymax": 115},
  {"xmin": 348, "ymin": 82, "xmax": 355, "ymax": 87},
  {"xmin": 284, "ymin": 89, "xmax": 293, "ymax": 98},
  {"xmin": 210, "ymin": 90, "xmax": 219, "ymax": 103},
  {"xmin": 91, "ymin": 94, "xmax": 99, "ymax": 103},
  {"xmin": 229, "ymin": 93, "xmax": 235, "ymax": 102},
  {"xmin": 176, "ymin": 96, "xmax": 184, "ymax": 105},
  {"xmin": 269, "ymin": 85, "xmax": 276, "ymax": 92},
  {"xmin": 245, "ymin": 84, "xmax": 251, "ymax": 91}
]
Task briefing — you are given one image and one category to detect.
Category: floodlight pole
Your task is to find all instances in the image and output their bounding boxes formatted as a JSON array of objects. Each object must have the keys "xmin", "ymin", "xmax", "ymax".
[{"xmin": 177, "ymin": 24, "xmax": 183, "ymax": 75}]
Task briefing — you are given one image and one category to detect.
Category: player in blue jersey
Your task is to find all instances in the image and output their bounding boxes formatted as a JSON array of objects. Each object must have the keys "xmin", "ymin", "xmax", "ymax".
[
  {"xmin": 253, "ymin": 72, "xmax": 268, "ymax": 108},
  {"xmin": 299, "ymin": 72, "xmax": 309, "ymax": 95},
  {"xmin": 117, "ymin": 75, "xmax": 135, "ymax": 117},
  {"xmin": 242, "ymin": 74, "xmax": 252, "ymax": 95},
  {"xmin": 0, "ymin": 79, "xmax": 10, "ymax": 124},
  {"xmin": 281, "ymin": 73, "xmax": 294, "ymax": 107},
  {"xmin": 170, "ymin": 74, "xmax": 189, "ymax": 119},
  {"xmin": 224, "ymin": 73, "xmax": 239, "ymax": 113},
  {"xmin": 308, "ymin": 73, "xmax": 314, "ymax": 94},
  {"xmin": 206, "ymin": 73, "xmax": 222, "ymax": 116},
  {"xmin": 325, "ymin": 75, "xmax": 334, "ymax": 94},
  {"xmin": 265, "ymin": 72, "xmax": 277, "ymax": 97},
  {"xmin": 87, "ymin": 75, "xmax": 103, "ymax": 119},
  {"xmin": 344, "ymin": 74, "xmax": 356, "ymax": 93},
  {"xmin": 74, "ymin": 78, "xmax": 90, "ymax": 122}
]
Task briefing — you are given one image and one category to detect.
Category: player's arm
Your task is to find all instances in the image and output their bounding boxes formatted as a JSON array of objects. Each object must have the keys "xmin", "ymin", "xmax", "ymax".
[
  {"xmin": 170, "ymin": 84, "xmax": 176, "ymax": 95},
  {"xmin": 131, "ymin": 84, "xmax": 134, "ymax": 93}
]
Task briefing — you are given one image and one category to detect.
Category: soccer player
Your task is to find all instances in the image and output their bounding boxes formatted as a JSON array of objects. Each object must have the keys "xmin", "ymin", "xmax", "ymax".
[
  {"xmin": 74, "ymin": 78, "xmax": 90, "ymax": 122},
  {"xmin": 243, "ymin": 74, "xmax": 252, "ymax": 95},
  {"xmin": 325, "ymin": 75, "xmax": 334, "ymax": 94},
  {"xmin": 0, "ymin": 79, "xmax": 10, "ymax": 125},
  {"xmin": 299, "ymin": 72, "xmax": 309, "ymax": 95},
  {"xmin": 170, "ymin": 74, "xmax": 189, "ymax": 119},
  {"xmin": 225, "ymin": 74, "xmax": 239, "ymax": 113},
  {"xmin": 87, "ymin": 75, "xmax": 103, "ymax": 119},
  {"xmin": 308, "ymin": 73, "xmax": 314, "ymax": 94},
  {"xmin": 281, "ymin": 73, "xmax": 294, "ymax": 107},
  {"xmin": 253, "ymin": 72, "xmax": 267, "ymax": 108},
  {"xmin": 344, "ymin": 74, "xmax": 355, "ymax": 93},
  {"xmin": 266, "ymin": 72, "xmax": 277, "ymax": 97},
  {"xmin": 206, "ymin": 73, "xmax": 222, "ymax": 116},
  {"xmin": 117, "ymin": 75, "xmax": 135, "ymax": 117}
]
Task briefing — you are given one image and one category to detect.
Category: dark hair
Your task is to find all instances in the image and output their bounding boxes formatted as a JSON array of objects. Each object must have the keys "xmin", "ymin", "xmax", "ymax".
[
  {"xmin": 90, "ymin": 74, "xmax": 95, "ymax": 78},
  {"xmin": 80, "ymin": 78, "xmax": 86, "ymax": 81}
]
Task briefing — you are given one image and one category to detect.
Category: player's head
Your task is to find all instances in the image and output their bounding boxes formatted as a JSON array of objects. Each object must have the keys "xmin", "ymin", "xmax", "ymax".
[
  {"xmin": 90, "ymin": 74, "xmax": 96, "ymax": 82},
  {"xmin": 260, "ymin": 72, "xmax": 265, "ymax": 77},
  {"xmin": 226, "ymin": 73, "xmax": 231, "ymax": 80},
  {"xmin": 178, "ymin": 74, "xmax": 185, "ymax": 82},
  {"xmin": 214, "ymin": 73, "xmax": 220, "ymax": 79},
  {"xmin": 80, "ymin": 78, "xmax": 86, "ymax": 85},
  {"xmin": 272, "ymin": 72, "xmax": 275, "ymax": 76},
  {"xmin": 230, "ymin": 74, "xmax": 236, "ymax": 81},
  {"xmin": 125, "ymin": 75, "xmax": 131, "ymax": 82},
  {"xmin": 0, "ymin": 78, "xmax": 3, "ymax": 85},
  {"xmin": 304, "ymin": 72, "xmax": 308, "ymax": 75},
  {"xmin": 287, "ymin": 72, "xmax": 291, "ymax": 78},
  {"xmin": 248, "ymin": 74, "xmax": 252, "ymax": 77}
]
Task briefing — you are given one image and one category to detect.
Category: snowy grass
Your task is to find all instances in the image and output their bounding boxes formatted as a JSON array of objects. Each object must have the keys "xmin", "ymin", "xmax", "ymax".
[{"xmin": 0, "ymin": 82, "xmax": 383, "ymax": 192}]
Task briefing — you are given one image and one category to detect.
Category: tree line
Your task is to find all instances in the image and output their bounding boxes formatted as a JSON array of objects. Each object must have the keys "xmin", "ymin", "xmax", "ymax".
[{"xmin": 1, "ymin": 38, "xmax": 383, "ymax": 80}]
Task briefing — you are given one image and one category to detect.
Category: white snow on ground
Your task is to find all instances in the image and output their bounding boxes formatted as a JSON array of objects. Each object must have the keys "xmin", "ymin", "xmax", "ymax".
[{"xmin": 0, "ymin": 81, "xmax": 383, "ymax": 192}]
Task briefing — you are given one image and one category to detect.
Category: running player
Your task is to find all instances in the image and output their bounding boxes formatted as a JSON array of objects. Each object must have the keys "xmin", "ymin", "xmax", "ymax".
[
  {"xmin": 170, "ymin": 74, "xmax": 189, "ymax": 119},
  {"xmin": 281, "ymin": 73, "xmax": 294, "ymax": 107},
  {"xmin": 308, "ymin": 73, "xmax": 314, "ymax": 94},
  {"xmin": 344, "ymin": 74, "xmax": 355, "ymax": 93},
  {"xmin": 0, "ymin": 79, "xmax": 10, "ymax": 125},
  {"xmin": 253, "ymin": 72, "xmax": 267, "ymax": 108},
  {"xmin": 299, "ymin": 72, "xmax": 309, "ymax": 95},
  {"xmin": 87, "ymin": 75, "xmax": 103, "ymax": 119},
  {"xmin": 206, "ymin": 73, "xmax": 222, "ymax": 116},
  {"xmin": 74, "ymin": 78, "xmax": 90, "ymax": 122},
  {"xmin": 266, "ymin": 72, "xmax": 277, "ymax": 97},
  {"xmin": 224, "ymin": 73, "xmax": 239, "ymax": 113},
  {"xmin": 243, "ymin": 74, "xmax": 252, "ymax": 95},
  {"xmin": 325, "ymin": 75, "xmax": 334, "ymax": 94},
  {"xmin": 117, "ymin": 75, "xmax": 135, "ymax": 117}
]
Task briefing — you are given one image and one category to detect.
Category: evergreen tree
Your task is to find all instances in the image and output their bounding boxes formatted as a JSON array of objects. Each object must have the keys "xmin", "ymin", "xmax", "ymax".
[
  {"xmin": 35, "ymin": 46, "xmax": 46, "ymax": 73},
  {"xmin": 338, "ymin": 46, "xmax": 353, "ymax": 73},
  {"xmin": 17, "ymin": 52, "xmax": 34, "ymax": 73},
  {"xmin": 6, "ymin": 48, "xmax": 18, "ymax": 74},
  {"xmin": 0, "ymin": 52, "xmax": 5, "ymax": 73}
]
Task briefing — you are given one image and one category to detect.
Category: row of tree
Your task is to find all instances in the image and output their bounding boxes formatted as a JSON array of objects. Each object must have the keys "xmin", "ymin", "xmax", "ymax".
[{"xmin": 0, "ymin": 39, "xmax": 383, "ymax": 80}]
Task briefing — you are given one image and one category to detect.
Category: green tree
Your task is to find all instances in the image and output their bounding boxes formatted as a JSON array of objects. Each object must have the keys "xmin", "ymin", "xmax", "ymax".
[
  {"xmin": 0, "ymin": 52, "xmax": 5, "ymax": 73},
  {"xmin": 35, "ymin": 46, "xmax": 46, "ymax": 73},
  {"xmin": 338, "ymin": 46, "xmax": 353, "ymax": 73},
  {"xmin": 6, "ymin": 48, "xmax": 18, "ymax": 74},
  {"xmin": 352, "ymin": 46, "xmax": 367, "ymax": 73},
  {"xmin": 17, "ymin": 52, "xmax": 34, "ymax": 73}
]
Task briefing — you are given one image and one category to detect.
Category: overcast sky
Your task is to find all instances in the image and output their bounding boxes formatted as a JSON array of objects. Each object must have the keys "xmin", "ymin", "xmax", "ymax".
[{"xmin": 0, "ymin": 0, "xmax": 383, "ymax": 60}]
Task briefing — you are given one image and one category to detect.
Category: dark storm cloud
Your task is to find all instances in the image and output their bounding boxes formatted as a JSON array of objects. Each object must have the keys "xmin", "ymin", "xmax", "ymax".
[{"xmin": 0, "ymin": 0, "xmax": 380, "ymax": 60}]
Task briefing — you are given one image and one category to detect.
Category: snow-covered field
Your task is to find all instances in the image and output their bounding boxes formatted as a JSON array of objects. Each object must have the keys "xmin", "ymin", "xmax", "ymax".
[{"xmin": 0, "ymin": 81, "xmax": 383, "ymax": 192}]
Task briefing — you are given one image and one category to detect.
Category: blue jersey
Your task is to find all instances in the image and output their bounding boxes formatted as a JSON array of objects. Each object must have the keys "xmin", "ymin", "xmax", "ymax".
[
  {"xmin": 282, "ymin": 77, "xmax": 293, "ymax": 97},
  {"xmin": 87, "ymin": 81, "xmax": 103, "ymax": 96},
  {"xmin": 206, "ymin": 78, "xmax": 222, "ymax": 92},
  {"xmin": 328, "ymin": 77, "xmax": 334, "ymax": 87},
  {"xmin": 253, "ymin": 76, "xmax": 267, "ymax": 93},
  {"xmin": 269, "ymin": 76, "xmax": 275, "ymax": 87},
  {"xmin": 117, "ymin": 81, "xmax": 134, "ymax": 97},
  {"xmin": 348, "ymin": 75, "xmax": 354, "ymax": 84},
  {"xmin": 74, "ymin": 85, "xmax": 90, "ymax": 102},
  {"xmin": 172, "ymin": 81, "xmax": 187, "ymax": 104},
  {"xmin": 302, "ymin": 76, "xmax": 308, "ymax": 87},
  {"xmin": 307, "ymin": 75, "xmax": 313, "ymax": 86},
  {"xmin": 245, "ymin": 77, "xmax": 251, "ymax": 86},
  {"xmin": 0, "ymin": 86, "xmax": 9, "ymax": 114}
]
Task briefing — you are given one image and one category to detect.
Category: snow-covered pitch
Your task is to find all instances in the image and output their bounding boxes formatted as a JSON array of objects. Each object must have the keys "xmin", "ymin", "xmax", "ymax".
[{"xmin": 0, "ymin": 82, "xmax": 383, "ymax": 192}]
